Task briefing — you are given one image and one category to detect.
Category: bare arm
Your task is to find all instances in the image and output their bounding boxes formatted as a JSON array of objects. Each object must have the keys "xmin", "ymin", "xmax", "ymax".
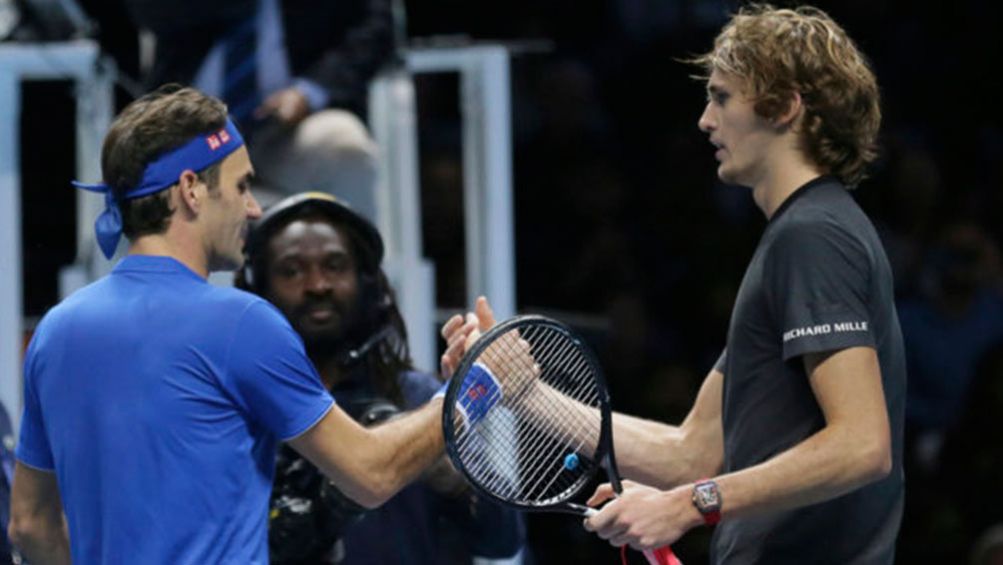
[
  {"xmin": 585, "ymin": 346, "xmax": 892, "ymax": 549},
  {"xmin": 522, "ymin": 367, "xmax": 724, "ymax": 488},
  {"xmin": 612, "ymin": 367, "xmax": 724, "ymax": 488},
  {"xmin": 440, "ymin": 296, "xmax": 724, "ymax": 488},
  {"xmin": 609, "ymin": 369, "xmax": 722, "ymax": 487},
  {"xmin": 288, "ymin": 398, "xmax": 444, "ymax": 509},
  {"xmin": 712, "ymin": 345, "xmax": 891, "ymax": 517},
  {"xmin": 8, "ymin": 463, "xmax": 70, "ymax": 564}
]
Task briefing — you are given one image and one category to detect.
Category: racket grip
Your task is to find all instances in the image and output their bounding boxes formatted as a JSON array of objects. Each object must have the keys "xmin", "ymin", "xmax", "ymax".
[{"xmin": 643, "ymin": 546, "xmax": 682, "ymax": 565}]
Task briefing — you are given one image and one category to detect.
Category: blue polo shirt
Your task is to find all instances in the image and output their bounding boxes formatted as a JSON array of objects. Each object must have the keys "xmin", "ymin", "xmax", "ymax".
[{"xmin": 17, "ymin": 255, "xmax": 334, "ymax": 564}]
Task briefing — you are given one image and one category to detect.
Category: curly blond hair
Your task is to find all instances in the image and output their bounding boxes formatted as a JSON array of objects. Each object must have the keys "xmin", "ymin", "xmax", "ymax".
[{"xmin": 691, "ymin": 4, "xmax": 881, "ymax": 187}]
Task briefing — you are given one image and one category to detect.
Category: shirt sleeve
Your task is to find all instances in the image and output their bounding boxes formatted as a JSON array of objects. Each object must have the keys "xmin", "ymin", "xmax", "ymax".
[
  {"xmin": 765, "ymin": 220, "xmax": 876, "ymax": 361},
  {"xmin": 713, "ymin": 349, "xmax": 727, "ymax": 374},
  {"xmin": 223, "ymin": 301, "xmax": 335, "ymax": 440},
  {"xmin": 15, "ymin": 336, "xmax": 55, "ymax": 471}
]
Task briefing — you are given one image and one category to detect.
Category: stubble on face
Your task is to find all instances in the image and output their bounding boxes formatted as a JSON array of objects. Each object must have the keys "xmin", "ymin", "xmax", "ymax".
[
  {"xmin": 207, "ymin": 147, "xmax": 257, "ymax": 272},
  {"xmin": 265, "ymin": 220, "xmax": 362, "ymax": 354}
]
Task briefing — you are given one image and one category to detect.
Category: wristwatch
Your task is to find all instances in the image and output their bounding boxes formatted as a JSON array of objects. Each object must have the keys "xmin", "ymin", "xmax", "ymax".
[{"xmin": 691, "ymin": 479, "xmax": 722, "ymax": 526}]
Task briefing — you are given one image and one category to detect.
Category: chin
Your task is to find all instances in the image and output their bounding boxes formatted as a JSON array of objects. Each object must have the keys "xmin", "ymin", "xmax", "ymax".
[{"xmin": 717, "ymin": 166, "xmax": 749, "ymax": 188}]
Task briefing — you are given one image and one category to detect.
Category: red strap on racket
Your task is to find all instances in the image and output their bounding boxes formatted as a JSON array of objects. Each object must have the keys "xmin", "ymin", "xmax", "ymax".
[
  {"xmin": 620, "ymin": 545, "xmax": 683, "ymax": 565},
  {"xmin": 644, "ymin": 547, "xmax": 682, "ymax": 565}
]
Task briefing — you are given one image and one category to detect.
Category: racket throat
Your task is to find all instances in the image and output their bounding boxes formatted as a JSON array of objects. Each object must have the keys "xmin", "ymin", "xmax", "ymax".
[{"xmin": 566, "ymin": 502, "xmax": 597, "ymax": 516}]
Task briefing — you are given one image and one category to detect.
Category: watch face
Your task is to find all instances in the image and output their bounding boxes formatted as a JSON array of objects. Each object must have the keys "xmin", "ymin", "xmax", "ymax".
[{"xmin": 693, "ymin": 481, "xmax": 721, "ymax": 512}]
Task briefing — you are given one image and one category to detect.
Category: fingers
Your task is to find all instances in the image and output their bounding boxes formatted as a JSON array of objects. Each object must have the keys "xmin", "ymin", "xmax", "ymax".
[
  {"xmin": 442, "ymin": 314, "xmax": 473, "ymax": 355},
  {"xmin": 461, "ymin": 312, "xmax": 482, "ymax": 351},
  {"xmin": 463, "ymin": 328, "xmax": 483, "ymax": 353},
  {"xmin": 440, "ymin": 313, "xmax": 465, "ymax": 341},
  {"xmin": 587, "ymin": 483, "xmax": 617, "ymax": 507},
  {"xmin": 474, "ymin": 296, "xmax": 496, "ymax": 330},
  {"xmin": 583, "ymin": 504, "xmax": 643, "ymax": 551},
  {"xmin": 438, "ymin": 297, "xmax": 496, "ymax": 378},
  {"xmin": 583, "ymin": 499, "xmax": 627, "ymax": 542},
  {"xmin": 441, "ymin": 327, "xmax": 472, "ymax": 377},
  {"xmin": 440, "ymin": 315, "xmax": 476, "ymax": 378}
]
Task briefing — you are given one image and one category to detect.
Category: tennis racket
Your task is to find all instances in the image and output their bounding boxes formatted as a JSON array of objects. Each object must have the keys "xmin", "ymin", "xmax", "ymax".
[{"xmin": 442, "ymin": 315, "xmax": 681, "ymax": 565}]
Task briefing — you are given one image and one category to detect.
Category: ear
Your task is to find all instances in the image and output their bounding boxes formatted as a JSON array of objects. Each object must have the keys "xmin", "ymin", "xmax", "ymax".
[
  {"xmin": 175, "ymin": 169, "xmax": 204, "ymax": 215},
  {"xmin": 773, "ymin": 91, "xmax": 804, "ymax": 129}
]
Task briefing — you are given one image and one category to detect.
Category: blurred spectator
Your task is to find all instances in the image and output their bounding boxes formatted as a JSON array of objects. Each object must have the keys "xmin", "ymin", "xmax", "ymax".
[
  {"xmin": 898, "ymin": 222, "xmax": 1003, "ymax": 471},
  {"xmin": 124, "ymin": 0, "xmax": 395, "ymax": 219},
  {"xmin": 940, "ymin": 346, "xmax": 1003, "ymax": 555},
  {"xmin": 900, "ymin": 345, "xmax": 1003, "ymax": 564},
  {"xmin": 863, "ymin": 134, "xmax": 944, "ymax": 296}
]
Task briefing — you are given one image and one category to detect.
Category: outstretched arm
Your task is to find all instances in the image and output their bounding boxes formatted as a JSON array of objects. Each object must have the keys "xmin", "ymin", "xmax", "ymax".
[
  {"xmin": 440, "ymin": 296, "xmax": 724, "ymax": 488},
  {"xmin": 585, "ymin": 346, "xmax": 892, "ymax": 550},
  {"xmin": 289, "ymin": 399, "xmax": 445, "ymax": 509},
  {"xmin": 612, "ymin": 365, "xmax": 724, "ymax": 488}
]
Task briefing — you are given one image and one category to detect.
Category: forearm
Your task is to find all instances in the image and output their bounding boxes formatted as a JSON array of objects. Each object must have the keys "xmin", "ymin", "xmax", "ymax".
[
  {"xmin": 9, "ymin": 463, "xmax": 71, "ymax": 565},
  {"xmin": 517, "ymin": 379, "xmax": 719, "ymax": 489},
  {"xmin": 713, "ymin": 423, "xmax": 891, "ymax": 520},
  {"xmin": 615, "ymin": 368, "xmax": 725, "ymax": 487},
  {"xmin": 613, "ymin": 413, "xmax": 711, "ymax": 488},
  {"xmin": 291, "ymin": 399, "xmax": 445, "ymax": 508},
  {"xmin": 355, "ymin": 398, "xmax": 446, "ymax": 506},
  {"xmin": 8, "ymin": 515, "xmax": 70, "ymax": 565}
]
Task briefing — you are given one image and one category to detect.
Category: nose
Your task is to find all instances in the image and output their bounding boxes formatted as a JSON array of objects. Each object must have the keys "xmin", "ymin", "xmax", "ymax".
[
  {"xmin": 698, "ymin": 101, "xmax": 715, "ymax": 133},
  {"xmin": 246, "ymin": 190, "xmax": 263, "ymax": 219},
  {"xmin": 304, "ymin": 266, "xmax": 333, "ymax": 294}
]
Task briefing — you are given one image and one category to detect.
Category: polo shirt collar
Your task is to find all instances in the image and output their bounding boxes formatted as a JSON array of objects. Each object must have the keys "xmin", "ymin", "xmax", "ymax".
[{"xmin": 113, "ymin": 255, "xmax": 207, "ymax": 282}]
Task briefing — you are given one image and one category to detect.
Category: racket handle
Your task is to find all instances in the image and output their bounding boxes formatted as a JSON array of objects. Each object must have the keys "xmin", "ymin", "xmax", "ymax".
[
  {"xmin": 584, "ymin": 508, "xmax": 680, "ymax": 564},
  {"xmin": 643, "ymin": 546, "xmax": 682, "ymax": 565}
]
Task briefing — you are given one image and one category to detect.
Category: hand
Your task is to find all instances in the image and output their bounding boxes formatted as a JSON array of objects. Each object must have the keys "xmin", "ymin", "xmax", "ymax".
[
  {"xmin": 583, "ymin": 480, "xmax": 701, "ymax": 551},
  {"xmin": 439, "ymin": 296, "xmax": 495, "ymax": 378},
  {"xmin": 255, "ymin": 87, "xmax": 311, "ymax": 126}
]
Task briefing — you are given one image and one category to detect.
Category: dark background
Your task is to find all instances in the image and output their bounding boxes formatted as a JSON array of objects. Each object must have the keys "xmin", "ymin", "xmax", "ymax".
[{"xmin": 16, "ymin": 0, "xmax": 1003, "ymax": 563}]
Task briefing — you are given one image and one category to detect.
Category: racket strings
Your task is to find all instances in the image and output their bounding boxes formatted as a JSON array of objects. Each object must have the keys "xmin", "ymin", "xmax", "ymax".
[
  {"xmin": 459, "ymin": 382, "xmax": 599, "ymax": 500},
  {"xmin": 451, "ymin": 324, "xmax": 605, "ymax": 505}
]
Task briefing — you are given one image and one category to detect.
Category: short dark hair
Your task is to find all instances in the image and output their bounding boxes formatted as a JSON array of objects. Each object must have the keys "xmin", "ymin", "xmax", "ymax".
[{"xmin": 100, "ymin": 84, "xmax": 228, "ymax": 239}]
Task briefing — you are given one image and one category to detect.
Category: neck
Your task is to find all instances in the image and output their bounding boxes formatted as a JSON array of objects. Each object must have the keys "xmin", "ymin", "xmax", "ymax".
[
  {"xmin": 750, "ymin": 156, "xmax": 825, "ymax": 220},
  {"xmin": 129, "ymin": 232, "xmax": 210, "ymax": 278}
]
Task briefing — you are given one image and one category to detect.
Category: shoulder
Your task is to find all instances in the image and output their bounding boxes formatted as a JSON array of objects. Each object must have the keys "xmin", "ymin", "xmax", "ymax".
[
  {"xmin": 768, "ymin": 193, "xmax": 871, "ymax": 262},
  {"xmin": 29, "ymin": 277, "xmax": 110, "ymax": 340},
  {"xmin": 210, "ymin": 287, "xmax": 296, "ymax": 333},
  {"xmin": 199, "ymin": 284, "xmax": 268, "ymax": 309}
]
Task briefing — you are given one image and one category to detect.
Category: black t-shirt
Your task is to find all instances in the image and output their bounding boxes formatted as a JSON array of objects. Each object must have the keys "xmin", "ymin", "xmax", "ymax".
[{"xmin": 712, "ymin": 176, "xmax": 906, "ymax": 565}]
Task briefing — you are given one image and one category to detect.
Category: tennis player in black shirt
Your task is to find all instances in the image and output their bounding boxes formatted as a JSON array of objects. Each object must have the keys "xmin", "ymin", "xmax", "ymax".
[{"xmin": 445, "ymin": 4, "xmax": 905, "ymax": 564}]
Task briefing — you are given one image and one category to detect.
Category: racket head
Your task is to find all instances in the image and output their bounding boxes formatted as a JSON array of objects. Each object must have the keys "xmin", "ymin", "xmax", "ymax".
[{"xmin": 442, "ymin": 315, "xmax": 617, "ymax": 513}]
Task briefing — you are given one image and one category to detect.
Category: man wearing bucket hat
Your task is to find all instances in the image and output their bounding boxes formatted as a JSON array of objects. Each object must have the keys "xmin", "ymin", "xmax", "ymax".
[{"xmin": 7, "ymin": 85, "xmax": 477, "ymax": 564}]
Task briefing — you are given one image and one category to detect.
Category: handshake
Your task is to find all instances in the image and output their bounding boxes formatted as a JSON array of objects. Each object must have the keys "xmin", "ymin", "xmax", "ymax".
[{"xmin": 437, "ymin": 297, "xmax": 540, "ymax": 425}]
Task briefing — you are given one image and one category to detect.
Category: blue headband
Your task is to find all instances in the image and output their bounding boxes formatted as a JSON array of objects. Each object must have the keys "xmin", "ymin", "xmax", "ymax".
[{"xmin": 73, "ymin": 118, "xmax": 245, "ymax": 259}]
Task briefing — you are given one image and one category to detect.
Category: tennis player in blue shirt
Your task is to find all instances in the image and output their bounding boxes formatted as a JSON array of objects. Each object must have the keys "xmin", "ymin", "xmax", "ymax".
[{"xmin": 7, "ymin": 84, "xmax": 478, "ymax": 564}]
